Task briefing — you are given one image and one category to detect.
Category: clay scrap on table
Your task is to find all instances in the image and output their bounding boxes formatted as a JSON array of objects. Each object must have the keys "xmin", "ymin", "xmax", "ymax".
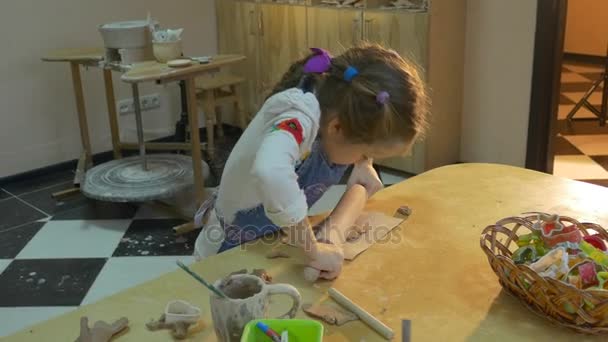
[
  {"xmin": 229, "ymin": 268, "xmax": 272, "ymax": 283},
  {"xmin": 75, "ymin": 316, "xmax": 129, "ymax": 342},
  {"xmin": 266, "ymin": 249, "xmax": 290, "ymax": 259},
  {"xmin": 146, "ymin": 314, "xmax": 194, "ymax": 339},
  {"xmin": 283, "ymin": 211, "xmax": 407, "ymax": 260},
  {"xmin": 345, "ymin": 223, "xmax": 373, "ymax": 243},
  {"xmin": 303, "ymin": 303, "xmax": 359, "ymax": 326},
  {"xmin": 395, "ymin": 206, "xmax": 412, "ymax": 219}
]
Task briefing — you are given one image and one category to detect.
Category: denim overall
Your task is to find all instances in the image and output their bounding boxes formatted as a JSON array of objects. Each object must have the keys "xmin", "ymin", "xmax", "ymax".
[{"xmin": 211, "ymin": 138, "xmax": 347, "ymax": 252}]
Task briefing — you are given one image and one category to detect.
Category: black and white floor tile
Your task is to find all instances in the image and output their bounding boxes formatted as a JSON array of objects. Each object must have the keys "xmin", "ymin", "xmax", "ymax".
[
  {"xmin": 554, "ymin": 62, "xmax": 608, "ymax": 184},
  {"xmin": 0, "ymin": 179, "xmax": 208, "ymax": 337},
  {"xmin": 0, "ymin": 134, "xmax": 410, "ymax": 337}
]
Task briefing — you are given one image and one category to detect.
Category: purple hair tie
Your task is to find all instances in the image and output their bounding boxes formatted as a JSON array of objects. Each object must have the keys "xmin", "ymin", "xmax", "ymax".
[
  {"xmin": 376, "ymin": 91, "xmax": 390, "ymax": 105},
  {"xmin": 303, "ymin": 48, "xmax": 332, "ymax": 74}
]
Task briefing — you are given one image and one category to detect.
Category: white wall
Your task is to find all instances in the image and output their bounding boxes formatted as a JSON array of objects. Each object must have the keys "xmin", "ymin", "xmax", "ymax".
[
  {"xmin": 460, "ymin": 0, "xmax": 537, "ymax": 167},
  {"xmin": 0, "ymin": 0, "xmax": 217, "ymax": 177}
]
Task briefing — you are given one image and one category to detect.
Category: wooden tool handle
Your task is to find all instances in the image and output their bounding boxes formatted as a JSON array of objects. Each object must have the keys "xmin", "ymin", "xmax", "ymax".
[{"xmin": 328, "ymin": 288, "xmax": 394, "ymax": 340}]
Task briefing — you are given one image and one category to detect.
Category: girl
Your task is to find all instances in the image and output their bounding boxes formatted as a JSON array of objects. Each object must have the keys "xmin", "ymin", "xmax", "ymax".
[{"xmin": 194, "ymin": 44, "xmax": 429, "ymax": 280}]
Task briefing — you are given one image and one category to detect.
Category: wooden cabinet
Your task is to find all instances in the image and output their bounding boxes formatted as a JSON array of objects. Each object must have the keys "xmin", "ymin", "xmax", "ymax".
[
  {"xmin": 216, "ymin": 0, "xmax": 260, "ymax": 113},
  {"xmin": 363, "ymin": 10, "xmax": 429, "ymax": 173},
  {"xmin": 216, "ymin": 1, "xmax": 307, "ymax": 113},
  {"xmin": 363, "ymin": 11, "xmax": 429, "ymax": 71},
  {"xmin": 257, "ymin": 3, "xmax": 308, "ymax": 97},
  {"xmin": 215, "ymin": 0, "xmax": 464, "ymax": 174},
  {"xmin": 306, "ymin": 7, "xmax": 363, "ymax": 56}
]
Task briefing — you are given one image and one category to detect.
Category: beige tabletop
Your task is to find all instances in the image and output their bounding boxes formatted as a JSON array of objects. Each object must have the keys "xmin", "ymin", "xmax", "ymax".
[
  {"xmin": 121, "ymin": 55, "xmax": 246, "ymax": 84},
  {"xmin": 41, "ymin": 48, "xmax": 104, "ymax": 62},
  {"xmin": 7, "ymin": 164, "xmax": 608, "ymax": 341}
]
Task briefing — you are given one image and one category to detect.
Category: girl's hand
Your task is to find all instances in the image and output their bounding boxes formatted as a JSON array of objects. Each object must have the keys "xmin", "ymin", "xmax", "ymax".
[
  {"xmin": 348, "ymin": 158, "xmax": 383, "ymax": 198},
  {"xmin": 307, "ymin": 242, "xmax": 344, "ymax": 280}
]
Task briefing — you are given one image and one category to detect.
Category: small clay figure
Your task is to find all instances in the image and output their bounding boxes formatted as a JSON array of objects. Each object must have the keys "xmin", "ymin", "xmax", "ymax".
[
  {"xmin": 229, "ymin": 269, "xmax": 272, "ymax": 283},
  {"xmin": 302, "ymin": 303, "xmax": 359, "ymax": 326},
  {"xmin": 146, "ymin": 314, "xmax": 193, "ymax": 339},
  {"xmin": 75, "ymin": 316, "xmax": 129, "ymax": 342},
  {"xmin": 252, "ymin": 269, "xmax": 273, "ymax": 283}
]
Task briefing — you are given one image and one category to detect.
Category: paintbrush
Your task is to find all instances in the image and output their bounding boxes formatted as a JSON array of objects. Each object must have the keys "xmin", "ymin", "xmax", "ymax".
[{"xmin": 176, "ymin": 261, "xmax": 227, "ymax": 298}]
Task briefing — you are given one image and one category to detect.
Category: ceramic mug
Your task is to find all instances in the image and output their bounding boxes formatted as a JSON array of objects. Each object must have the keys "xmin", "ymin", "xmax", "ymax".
[{"xmin": 210, "ymin": 274, "xmax": 301, "ymax": 342}]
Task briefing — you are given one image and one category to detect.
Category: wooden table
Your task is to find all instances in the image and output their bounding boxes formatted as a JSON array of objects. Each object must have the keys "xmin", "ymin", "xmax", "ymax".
[
  {"xmin": 8, "ymin": 164, "xmax": 608, "ymax": 341},
  {"xmin": 42, "ymin": 48, "xmax": 106, "ymax": 190},
  {"xmin": 42, "ymin": 50, "xmax": 244, "ymax": 211},
  {"xmin": 120, "ymin": 55, "xmax": 245, "ymax": 208}
]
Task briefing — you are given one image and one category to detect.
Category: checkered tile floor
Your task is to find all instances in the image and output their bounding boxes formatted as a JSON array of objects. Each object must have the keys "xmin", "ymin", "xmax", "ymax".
[
  {"xmin": 554, "ymin": 62, "xmax": 608, "ymax": 186},
  {"xmin": 0, "ymin": 136, "xmax": 408, "ymax": 337}
]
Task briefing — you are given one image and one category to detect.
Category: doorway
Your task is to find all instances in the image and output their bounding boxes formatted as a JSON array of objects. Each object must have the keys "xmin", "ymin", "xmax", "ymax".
[{"xmin": 527, "ymin": 0, "xmax": 608, "ymax": 186}]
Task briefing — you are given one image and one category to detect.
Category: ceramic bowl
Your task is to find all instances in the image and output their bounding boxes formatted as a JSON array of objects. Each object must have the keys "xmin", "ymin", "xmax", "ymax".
[
  {"xmin": 164, "ymin": 300, "xmax": 201, "ymax": 324},
  {"xmin": 99, "ymin": 20, "xmax": 154, "ymax": 49},
  {"xmin": 153, "ymin": 40, "xmax": 183, "ymax": 63}
]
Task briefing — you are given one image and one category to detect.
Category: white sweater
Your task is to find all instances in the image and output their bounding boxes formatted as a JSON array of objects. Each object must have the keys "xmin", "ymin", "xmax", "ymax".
[{"xmin": 216, "ymin": 88, "xmax": 321, "ymax": 226}]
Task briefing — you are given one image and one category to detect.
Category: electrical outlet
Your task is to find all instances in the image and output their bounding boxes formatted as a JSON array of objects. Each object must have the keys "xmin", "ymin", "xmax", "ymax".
[
  {"xmin": 118, "ymin": 93, "xmax": 161, "ymax": 115},
  {"xmin": 150, "ymin": 95, "xmax": 160, "ymax": 107},
  {"xmin": 118, "ymin": 99, "xmax": 133, "ymax": 115},
  {"xmin": 141, "ymin": 97, "xmax": 150, "ymax": 109},
  {"xmin": 141, "ymin": 94, "xmax": 161, "ymax": 111}
]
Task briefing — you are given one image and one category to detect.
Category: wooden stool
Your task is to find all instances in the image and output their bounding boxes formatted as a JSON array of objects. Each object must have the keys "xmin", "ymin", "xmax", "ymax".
[{"xmin": 195, "ymin": 74, "xmax": 248, "ymax": 159}]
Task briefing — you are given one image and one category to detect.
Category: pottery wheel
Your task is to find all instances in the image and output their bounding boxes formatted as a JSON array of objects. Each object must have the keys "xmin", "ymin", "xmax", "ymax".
[{"xmin": 82, "ymin": 154, "xmax": 194, "ymax": 202}]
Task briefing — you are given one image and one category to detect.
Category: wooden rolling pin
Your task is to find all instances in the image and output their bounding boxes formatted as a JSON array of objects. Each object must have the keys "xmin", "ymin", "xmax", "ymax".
[
  {"xmin": 329, "ymin": 288, "xmax": 394, "ymax": 340},
  {"xmin": 304, "ymin": 184, "xmax": 368, "ymax": 281}
]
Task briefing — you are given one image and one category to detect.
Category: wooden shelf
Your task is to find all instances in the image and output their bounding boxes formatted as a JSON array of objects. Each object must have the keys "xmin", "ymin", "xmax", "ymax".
[
  {"xmin": 366, "ymin": 0, "xmax": 427, "ymax": 10},
  {"xmin": 265, "ymin": 0, "xmax": 309, "ymax": 5},
  {"xmin": 233, "ymin": 0, "xmax": 428, "ymax": 11},
  {"xmin": 309, "ymin": 0, "xmax": 364, "ymax": 8}
]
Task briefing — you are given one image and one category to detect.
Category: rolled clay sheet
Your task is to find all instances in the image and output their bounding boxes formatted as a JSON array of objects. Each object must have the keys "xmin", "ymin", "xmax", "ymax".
[
  {"xmin": 343, "ymin": 212, "xmax": 404, "ymax": 259},
  {"xmin": 286, "ymin": 185, "xmax": 406, "ymax": 260},
  {"xmin": 284, "ymin": 211, "xmax": 405, "ymax": 260}
]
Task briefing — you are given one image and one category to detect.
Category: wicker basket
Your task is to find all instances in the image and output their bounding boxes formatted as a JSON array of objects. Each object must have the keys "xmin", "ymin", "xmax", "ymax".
[{"xmin": 480, "ymin": 213, "xmax": 608, "ymax": 334}]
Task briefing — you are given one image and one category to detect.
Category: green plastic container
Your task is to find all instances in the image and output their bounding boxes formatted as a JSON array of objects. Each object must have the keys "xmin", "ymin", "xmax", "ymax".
[{"xmin": 241, "ymin": 319, "xmax": 323, "ymax": 342}]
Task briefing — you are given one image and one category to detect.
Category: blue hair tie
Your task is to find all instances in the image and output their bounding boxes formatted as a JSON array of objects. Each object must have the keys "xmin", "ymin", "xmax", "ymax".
[{"xmin": 343, "ymin": 66, "xmax": 359, "ymax": 82}]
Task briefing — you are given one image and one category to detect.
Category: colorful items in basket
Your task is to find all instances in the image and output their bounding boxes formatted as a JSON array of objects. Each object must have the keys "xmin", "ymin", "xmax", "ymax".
[
  {"xmin": 533, "ymin": 213, "xmax": 581, "ymax": 248},
  {"xmin": 511, "ymin": 214, "xmax": 608, "ymax": 290}
]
